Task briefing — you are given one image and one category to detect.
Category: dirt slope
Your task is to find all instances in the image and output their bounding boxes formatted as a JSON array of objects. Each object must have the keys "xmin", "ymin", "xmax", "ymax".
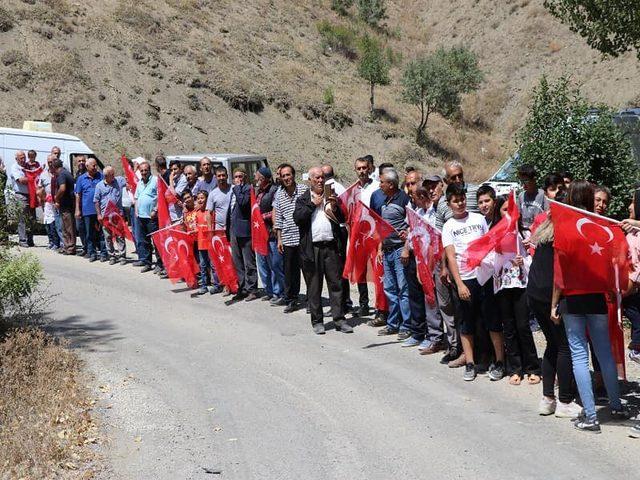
[{"xmin": 0, "ymin": 0, "xmax": 638, "ymax": 181}]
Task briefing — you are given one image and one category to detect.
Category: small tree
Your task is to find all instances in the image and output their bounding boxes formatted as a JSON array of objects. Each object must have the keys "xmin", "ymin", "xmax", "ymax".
[
  {"xmin": 357, "ymin": 35, "xmax": 390, "ymax": 115},
  {"xmin": 331, "ymin": 0, "xmax": 353, "ymax": 16},
  {"xmin": 357, "ymin": 0, "xmax": 387, "ymax": 27},
  {"xmin": 516, "ymin": 76, "xmax": 638, "ymax": 217},
  {"xmin": 401, "ymin": 46, "xmax": 483, "ymax": 142},
  {"xmin": 544, "ymin": 0, "xmax": 640, "ymax": 59}
]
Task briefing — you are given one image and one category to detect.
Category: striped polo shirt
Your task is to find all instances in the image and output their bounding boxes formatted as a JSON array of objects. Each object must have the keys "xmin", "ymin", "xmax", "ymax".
[{"xmin": 274, "ymin": 183, "xmax": 309, "ymax": 247}]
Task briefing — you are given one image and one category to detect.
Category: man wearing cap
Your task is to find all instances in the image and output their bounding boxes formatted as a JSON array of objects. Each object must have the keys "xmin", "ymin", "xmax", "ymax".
[
  {"xmin": 226, "ymin": 168, "xmax": 258, "ymax": 302},
  {"xmin": 254, "ymin": 167, "xmax": 285, "ymax": 304}
]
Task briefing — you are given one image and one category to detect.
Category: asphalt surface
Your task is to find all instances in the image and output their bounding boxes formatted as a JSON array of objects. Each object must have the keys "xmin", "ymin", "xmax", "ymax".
[{"xmin": 32, "ymin": 243, "xmax": 640, "ymax": 479}]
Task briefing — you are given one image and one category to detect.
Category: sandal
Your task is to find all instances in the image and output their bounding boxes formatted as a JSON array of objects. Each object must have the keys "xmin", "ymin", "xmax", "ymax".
[
  {"xmin": 508, "ymin": 374, "xmax": 522, "ymax": 386},
  {"xmin": 527, "ymin": 374, "xmax": 541, "ymax": 385}
]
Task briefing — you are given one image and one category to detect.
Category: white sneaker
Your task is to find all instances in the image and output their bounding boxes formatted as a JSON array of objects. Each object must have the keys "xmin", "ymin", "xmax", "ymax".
[
  {"xmin": 629, "ymin": 349, "xmax": 640, "ymax": 365},
  {"xmin": 555, "ymin": 401, "xmax": 583, "ymax": 419},
  {"xmin": 538, "ymin": 396, "xmax": 556, "ymax": 416}
]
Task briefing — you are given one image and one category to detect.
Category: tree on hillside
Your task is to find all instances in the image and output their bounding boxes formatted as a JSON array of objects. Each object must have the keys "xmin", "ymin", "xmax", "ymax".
[
  {"xmin": 544, "ymin": 1, "xmax": 640, "ymax": 59},
  {"xmin": 357, "ymin": 35, "xmax": 390, "ymax": 115},
  {"xmin": 401, "ymin": 46, "xmax": 483, "ymax": 142},
  {"xmin": 357, "ymin": 0, "xmax": 387, "ymax": 27},
  {"xmin": 516, "ymin": 76, "xmax": 638, "ymax": 217}
]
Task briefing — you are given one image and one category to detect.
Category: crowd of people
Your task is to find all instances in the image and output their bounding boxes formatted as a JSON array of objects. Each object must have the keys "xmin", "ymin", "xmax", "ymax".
[{"xmin": 4, "ymin": 146, "xmax": 640, "ymax": 437}]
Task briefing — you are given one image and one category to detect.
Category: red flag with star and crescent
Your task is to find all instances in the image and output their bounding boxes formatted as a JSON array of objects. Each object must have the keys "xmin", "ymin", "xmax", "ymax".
[
  {"xmin": 338, "ymin": 182, "xmax": 360, "ymax": 221},
  {"xmin": 151, "ymin": 227, "xmax": 199, "ymax": 288},
  {"xmin": 463, "ymin": 190, "xmax": 519, "ymax": 272},
  {"xmin": 206, "ymin": 229, "xmax": 239, "ymax": 293},
  {"xmin": 343, "ymin": 201, "xmax": 395, "ymax": 283},
  {"xmin": 156, "ymin": 176, "xmax": 172, "ymax": 229},
  {"xmin": 24, "ymin": 166, "xmax": 43, "ymax": 208},
  {"xmin": 407, "ymin": 207, "xmax": 443, "ymax": 305},
  {"xmin": 369, "ymin": 251, "xmax": 388, "ymax": 312},
  {"xmin": 121, "ymin": 154, "xmax": 138, "ymax": 193},
  {"xmin": 102, "ymin": 200, "xmax": 134, "ymax": 242},
  {"xmin": 550, "ymin": 201, "xmax": 629, "ymax": 294},
  {"xmin": 250, "ymin": 187, "xmax": 269, "ymax": 256}
]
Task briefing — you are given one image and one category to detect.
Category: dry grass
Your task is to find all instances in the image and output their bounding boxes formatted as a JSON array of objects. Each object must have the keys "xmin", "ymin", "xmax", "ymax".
[{"xmin": 0, "ymin": 329, "xmax": 98, "ymax": 479}]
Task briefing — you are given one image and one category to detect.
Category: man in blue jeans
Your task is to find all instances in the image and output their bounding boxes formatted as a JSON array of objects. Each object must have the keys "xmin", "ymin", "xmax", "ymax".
[
  {"xmin": 254, "ymin": 167, "xmax": 285, "ymax": 304},
  {"xmin": 374, "ymin": 168, "xmax": 411, "ymax": 340},
  {"xmin": 74, "ymin": 158, "xmax": 106, "ymax": 262},
  {"xmin": 133, "ymin": 161, "xmax": 159, "ymax": 273}
]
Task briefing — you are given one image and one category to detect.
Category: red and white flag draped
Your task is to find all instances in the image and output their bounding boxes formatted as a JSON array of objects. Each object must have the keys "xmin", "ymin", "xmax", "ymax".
[
  {"xmin": 151, "ymin": 227, "xmax": 199, "ymax": 288},
  {"xmin": 24, "ymin": 166, "xmax": 43, "ymax": 208},
  {"xmin": 102, "ymin": 200, "xmax": 134, "ymax": 242},
  {"xmin": 463, "ymin": 190, "xmax": 520, "ymax": 272},
  {"xmin": 338, "ymin": 182, "xmax": 360, "ymax": 220},
  {"xmin": 205, "ymin": 229, "xmax": 239, "ymax": 293},
  {"xmin": 406, "ymin": 208, "xmax": 443, "ymax": 306},
  {"xmin": 250, "ymin": 187, "xmax": 269, "ymax": 256},
  {"xmin": 121, "ymin": 154, "xmax": 138, "ymax": 193},
  {"xmin": 369, "ymin": 251, "xmax": 388, "ymax": 312},
  {"xmin": 550, "ymin": 200, "xmax": 630, "ymax": 379},
  {"xmin": 342, "ymin": 201, "xmax": 395, "ymax": 283},
  {"xmin": 156, "ymin": 176, "xmax": 172, "ymax": 229}
]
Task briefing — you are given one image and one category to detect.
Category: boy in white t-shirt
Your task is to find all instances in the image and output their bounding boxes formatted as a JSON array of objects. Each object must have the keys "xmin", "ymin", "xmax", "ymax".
[{"xmin": 442, "ymin": 183, "xmax": 495, "ymax": 382}]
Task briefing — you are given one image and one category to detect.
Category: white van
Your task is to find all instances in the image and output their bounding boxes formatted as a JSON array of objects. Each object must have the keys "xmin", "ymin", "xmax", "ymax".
[
  {"xmin": 0, "ymin": 127, "xmax": 99, "ymax": 177},
  {"xmin": 165, "ymin": 153, "xmax": 268, "ymax": 179}
]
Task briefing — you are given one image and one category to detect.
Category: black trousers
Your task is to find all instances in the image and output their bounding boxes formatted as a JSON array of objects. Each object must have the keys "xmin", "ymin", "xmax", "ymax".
[
  {"xmin": 528, "ymin": 295, "xmax": 576, "ymax": 403},
  {"xmin": 283, "ymin": 245, "xmax": 302, "ymax": 303},
  {"xmin": 230, "ymin": 234, "xmax": 258, "ymax": 294},
  {"xmin": 498, "ymin": 288, "xmax": 540, "ymax": 376},
  {"xmin": 303, "ymin": 241, "xmax": 344, "ymax": 325}
]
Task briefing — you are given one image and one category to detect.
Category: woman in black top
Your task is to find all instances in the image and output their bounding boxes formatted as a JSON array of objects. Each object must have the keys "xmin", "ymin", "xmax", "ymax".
[{"xmin": 528, "ymin": 215, "xmax": 580, "ymax": 418}]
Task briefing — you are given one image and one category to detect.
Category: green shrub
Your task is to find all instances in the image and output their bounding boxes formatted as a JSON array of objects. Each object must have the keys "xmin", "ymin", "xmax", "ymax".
[
  {"xmin": 317, "ymin": 20, "xmax": 357, "ymax": 58},
  {"xmin": 323, "ymin": 86, "xmax": 335, "ymax": 105},
  {"xmin": 516, "ymin": 76, "xmax": 638, "ymax": 218},
  {"xmin": 331, "ymin": 0, "xmax": 353, "ymax": 16},
  {"xmin": 357, "ymin": 0, "xmax": 387, "ymax": 27},
  {"xmin": 0, "ymin": 251, "xmax": 42, "ymax": 319}
]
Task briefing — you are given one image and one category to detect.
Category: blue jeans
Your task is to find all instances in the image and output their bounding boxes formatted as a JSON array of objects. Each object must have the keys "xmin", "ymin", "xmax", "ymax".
[
  {"xmin": 563, "ymin": 313, "xmax": 623, "ymax": 420},
  {"xmin": 256, "ymin": 239, "xmax": 284, "ymax": 298},
  {"xmin": 83, "ymin": 215, "xmax": 106, "ymax": 258},
  {"xmin": 136, "ymin": 216, "xmax": 159, "ymax": 266},
  {"xmin": 45, "ymin": 222, "xmax": 60, "ymax": 248},
  {"xmin": 383, "ymin": 247, "xmax": 411, "ymax": 331},
  {"xmin": 197, "ymin": 248, "xmax": 212, "ymax": 287}
]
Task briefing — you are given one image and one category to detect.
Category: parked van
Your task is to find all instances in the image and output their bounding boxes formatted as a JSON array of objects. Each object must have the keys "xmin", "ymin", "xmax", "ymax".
[
  {"xmin": 165, "ymin": 153, "xmax": 268, "ymax": 179},
  {"xmin": 0, "ymin": 126, "xmax": 100, "ymax": 178}
]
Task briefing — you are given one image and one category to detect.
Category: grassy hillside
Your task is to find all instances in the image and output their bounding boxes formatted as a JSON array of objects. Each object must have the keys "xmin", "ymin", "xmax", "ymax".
[{"xmin": 0, "ymin": 0, "xmax": 638, "ymax": 181}]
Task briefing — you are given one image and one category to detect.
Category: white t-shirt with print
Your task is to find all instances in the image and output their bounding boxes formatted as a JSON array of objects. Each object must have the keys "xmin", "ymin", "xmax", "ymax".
[{"xmin": 441, "ymin": 212, "xmax": 488, "ymax": 280}]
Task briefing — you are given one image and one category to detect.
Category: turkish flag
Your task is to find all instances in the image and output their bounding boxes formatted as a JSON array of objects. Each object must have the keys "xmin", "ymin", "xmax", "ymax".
[
  {"xmin": 151, "ymin": 227, "xmax": 199, "ymax": 288},
  {"xmin": 156, "ymin": 176, "xmax": 172, "ymax": 228},
  {"xmin": 463, "ymin": 190, "xmax": 519, "ymax": 271},
  {"xmin": 103, "ymin": 200, "xmax": 134, "ymax": 242},
  {"xmin": 343, "ymin": 201, "xmax": 395, "ymax": 283},
  {"xmin": 370, "ymin": 251, "xmax": 388, "ymax": 312},
  {"xmin": 338, "ymin": 182, "xmax": 360, "ymax": 221},
  {"xmin": 407, "ymin": 208, "xmax": 442, "ymax": 305},
  {"xmin": 24, "ymin": 166, "xmax": 43, "ymax": 208},
  {"xmin": 206, "ymin": 229, "xmax": 239, "ymax": 293},
  {"xmin": 607, "ymin": 299, "xmax": 627, "ymax": 380},
  {"xmin": 250, "ymin": 187, "xmax": 269, "ymax": 256},
  {"xmin": 121, "ymin": 154, "xmax": 138, "ymax": 193},
  {"xmin": 551, "ymin": 201, "xmax": 629, "ymax": 294}
]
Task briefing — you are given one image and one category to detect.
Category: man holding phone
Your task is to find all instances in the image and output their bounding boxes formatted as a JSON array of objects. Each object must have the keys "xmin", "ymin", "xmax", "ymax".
[{"xmin": 293, "ymin": 167, "xmax": 351, "ymax": 334}]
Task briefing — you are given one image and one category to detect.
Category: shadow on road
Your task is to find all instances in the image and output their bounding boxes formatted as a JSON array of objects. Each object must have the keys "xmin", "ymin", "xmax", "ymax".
[
  {"xmin": 42, "ymin": 313, "xmax": 123, "ymax": 352},
  {"xmin": 361, "ymin": 340, "xmax": 400, "ymax": 349}
]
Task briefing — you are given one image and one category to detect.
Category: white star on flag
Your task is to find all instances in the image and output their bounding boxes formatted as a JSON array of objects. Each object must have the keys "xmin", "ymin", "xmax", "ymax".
[
  {"xmin": 590, "ymin": 242, "xmax": 604, "ymax": 255},
  {"xmin": 253, "ymin": 221, "xmax": 260, "ymax": 229}
]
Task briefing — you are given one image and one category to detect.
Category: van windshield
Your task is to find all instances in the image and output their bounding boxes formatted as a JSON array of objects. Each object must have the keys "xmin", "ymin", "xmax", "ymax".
[{"xmin": 489, "ymin": 156, "xmax": 518, "ymax": 182}]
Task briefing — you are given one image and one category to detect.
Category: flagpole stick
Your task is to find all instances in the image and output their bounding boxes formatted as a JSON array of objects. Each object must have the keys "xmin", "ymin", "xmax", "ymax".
[
  {"xmin": 147, "ymin": 219, "xmax": 184, "ymax": 236},
  {"xmin": 547, "ymin": 198, "xmax": 640, "ymax": 232}
]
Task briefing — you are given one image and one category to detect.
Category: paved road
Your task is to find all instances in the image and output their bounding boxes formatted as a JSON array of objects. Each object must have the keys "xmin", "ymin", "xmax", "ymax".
[{"xmin": 34, "ymin": 245, "xmax": 639, "ymax": 479}]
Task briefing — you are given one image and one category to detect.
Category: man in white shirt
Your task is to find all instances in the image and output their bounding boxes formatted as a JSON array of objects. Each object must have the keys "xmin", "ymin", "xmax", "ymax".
[
  {"xmin": 293, "ymin": 167, "xmax": 352, "ymax": 335},
  {"xmin": 442, "ymin": 183, "xmax": 504, "ymax": 382},
  {"xmin": 9, "ymin": 150, "xmax": 34, "ymax": 247}
]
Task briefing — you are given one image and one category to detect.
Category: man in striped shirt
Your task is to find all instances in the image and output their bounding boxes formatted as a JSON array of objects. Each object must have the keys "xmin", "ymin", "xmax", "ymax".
[{"xmin": 274, "ymin": 163, "xmax": 309, "ymax": 313}]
